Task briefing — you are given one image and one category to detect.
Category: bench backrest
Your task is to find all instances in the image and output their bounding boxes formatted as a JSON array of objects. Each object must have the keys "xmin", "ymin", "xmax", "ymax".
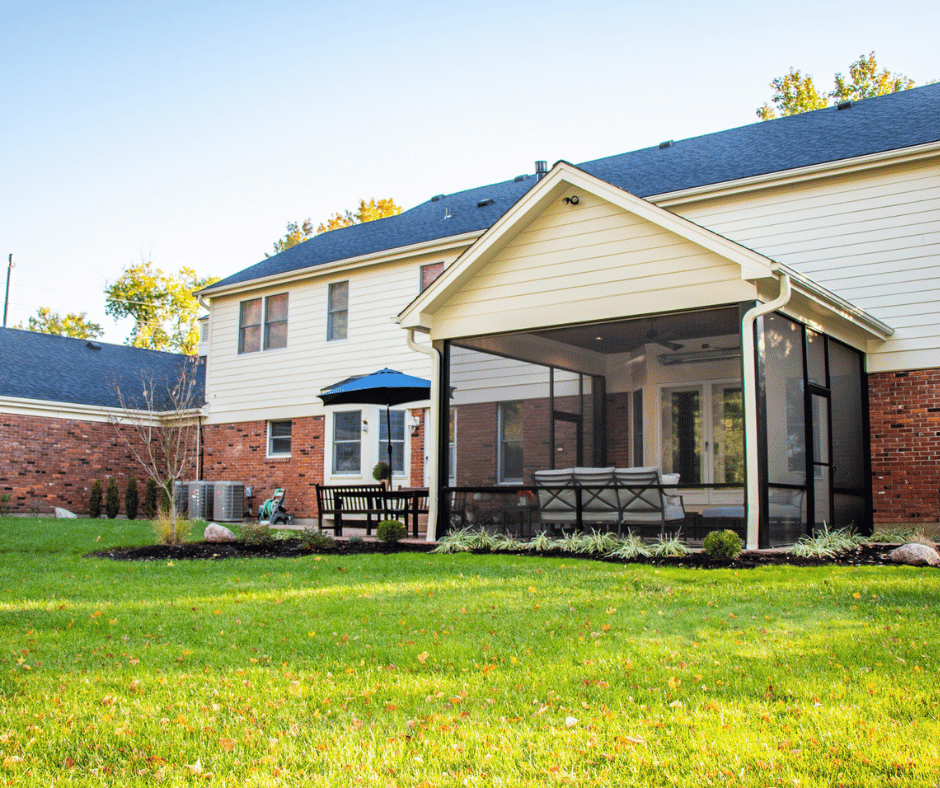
[{"xmin": 316, "ymin": 484, "xmax": 385, "ymax": 511}]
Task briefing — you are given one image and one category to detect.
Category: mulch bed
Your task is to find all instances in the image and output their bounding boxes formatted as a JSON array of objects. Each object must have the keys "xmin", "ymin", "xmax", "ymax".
[{"xmin": 86, "ymin": 539, "xmax": 912, "ymax": 569}]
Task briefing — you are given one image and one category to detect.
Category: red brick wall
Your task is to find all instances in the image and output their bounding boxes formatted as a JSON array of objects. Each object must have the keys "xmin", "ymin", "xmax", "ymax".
[
  {"xmin": 869, "ymin": 368, "xmax": 940, "ymax": 523},
  {"xmin": 409, "ymin": 408, "xmax": 425, "ymax": 488},
  {"xmin": 202, "ymin": 416, "xmax": 325, "ymax": 518},
  {"xmin": 0, "ymin": 413, "xmax": 173, "ymax": 515}
]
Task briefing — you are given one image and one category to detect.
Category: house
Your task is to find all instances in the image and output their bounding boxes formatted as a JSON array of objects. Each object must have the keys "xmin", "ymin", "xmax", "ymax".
[
  {"xmin": 192, "ymin": 83, "xmax": 937, "ymax": 547},
  {"xmin": 0, "ymin": 328, "xmax": 204, "ymax": 514}
]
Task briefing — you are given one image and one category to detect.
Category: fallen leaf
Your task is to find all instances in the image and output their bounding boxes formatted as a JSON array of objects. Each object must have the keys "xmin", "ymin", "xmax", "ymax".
[{"xmin": 416, "ymin": 651, "xmax": 429, "ymax": 664}]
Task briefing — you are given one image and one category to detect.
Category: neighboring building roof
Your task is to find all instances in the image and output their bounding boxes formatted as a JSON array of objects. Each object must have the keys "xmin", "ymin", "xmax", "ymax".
[
  {"xmin": 204, "ymin": 83, "xmax": 940, "ymax": 294},
  {"xmin": 0, "ymin": 328, "xmax": 205, "ymax": 411}
]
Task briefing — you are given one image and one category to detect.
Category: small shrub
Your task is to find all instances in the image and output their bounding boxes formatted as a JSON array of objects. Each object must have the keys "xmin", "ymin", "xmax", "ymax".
[
  {"xmin": 300, "ymin": 528, "xmax": 336, "ymax": 553},
  {"xmin": 703, "ymin": 529, "xmax": 742, "ymax": 560},
  {"xmin": 105, "ymin": 478, "xmax": 120, "ymax": 519},
  {"xmin": 238, "ymin": 521, "xmax": 275, "ymax": 547},
  {"xmin": 372, "ymin": 462, "xmax": 391, "ymax": 483},
  {"xmin": 89, "ymin": 480, "xmax": 102, "ymax": 519},
  {"xmin": 144, "ymin": 479, "xmax": 159, "ymax": 520},
  {"xmin": 348, "ymin": 536, "xmax": 364, "ymax": 545},
  {"xmin": 125, "ymin": 478, "xmax": 139, "ymax": 520},
  {"xmin": 152, "ymin": 511, "xmax": 191, "ymax": 545},
  {"xmin": 0, "ymin": 494, "xmax": 11, "ymax": 515},
  {"xmin": 377, "ymin": 519, "xmax": 407, "ymax": 543},
  {"xmin": 160, "ymin": 481, "xmax": 172, "ymax": 515}
]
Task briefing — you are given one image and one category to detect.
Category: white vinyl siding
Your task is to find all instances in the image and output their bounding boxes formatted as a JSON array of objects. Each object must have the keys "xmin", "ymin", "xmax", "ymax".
[
  {"xmin": 670, "ymin": 157, "xmax": 940, "ymax": 372},
  {"xmin": 430, "ymin": 191, "xmax": 757, "ymax": 339},
  {"xmin": 204, "ymin": 254, "xmax": 449, "ymax": 425}
]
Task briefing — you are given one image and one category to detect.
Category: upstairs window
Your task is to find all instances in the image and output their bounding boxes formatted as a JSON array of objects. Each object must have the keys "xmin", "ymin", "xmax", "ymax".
[
  {"xmin": 239, "ymin": 294, "xmax": 288, "ymax": 353},
  {"xmin": 328, "ymin": 281, "xmax": 348, "ymax": 341},
  {"xmin": 268, "ymin": 420, "xmax": 292, "ymax": 456}
]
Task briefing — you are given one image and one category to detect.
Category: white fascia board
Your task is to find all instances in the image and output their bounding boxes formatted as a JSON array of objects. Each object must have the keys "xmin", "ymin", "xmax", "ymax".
[
  {"xmin": 198, "ymin": 231, "xmax": 483, "ymax": 300},
  {"xmin": 651, "ymin": 141, "xmax": 940, "ymax": 207},
  {"xmin": 774, "ymin": 264, "xmax": 894, "ymax": 341},
  {"xmin": 399, "ymin": 163, "xmax": 778, "ymax": 330},
  {"xmin": 0, "ymin": 396, "xmax": 204, "ymax": 425}
]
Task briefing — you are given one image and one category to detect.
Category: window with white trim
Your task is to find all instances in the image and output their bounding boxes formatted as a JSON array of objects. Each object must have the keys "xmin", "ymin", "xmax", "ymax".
[
  {"xmin": 498, "ymin": 401, "xmax": 523, "ymax": 484},
  {"xmin": 332, "ymin": 410, "xmax": 361, "ymax": 473},
  {"xmin": 267, "ymin": 420, "xmax": 292, "ymax": 457},
  {"xmin": 378, "ymin": 410, "xmax": 405, "ymax": 474}
]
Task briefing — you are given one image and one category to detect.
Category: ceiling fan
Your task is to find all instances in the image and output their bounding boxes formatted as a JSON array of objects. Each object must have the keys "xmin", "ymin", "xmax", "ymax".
[{"xmin": 646, "ymin": 319, "xmax": 684, "ymax": 352}]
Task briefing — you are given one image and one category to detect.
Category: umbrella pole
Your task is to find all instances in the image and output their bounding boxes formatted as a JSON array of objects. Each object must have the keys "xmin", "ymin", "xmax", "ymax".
[{"xmin": 386, "ymin": 403, "xmax": 393, "ymax": 488}]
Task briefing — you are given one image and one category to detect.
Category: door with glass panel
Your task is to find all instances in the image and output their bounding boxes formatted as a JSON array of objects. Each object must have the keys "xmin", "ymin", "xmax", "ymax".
[{"xmin": 660, "ymin": 382, "xmax": 744, "ymax": 504}]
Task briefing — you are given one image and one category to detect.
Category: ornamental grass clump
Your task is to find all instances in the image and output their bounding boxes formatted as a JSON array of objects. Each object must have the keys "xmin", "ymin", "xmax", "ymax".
[
  {"xmin": 432, "ymin": 527, "xmax": 475, "ymax": 553},
  {"xmin": 703, "ymin": 529, "xmax": 743, "ymax": 560},
  {"xmin": 376, "ymin": 519, "xmax": 407, "ymax": 543},
  {"xmin": 152, "ymin": 511, "xmax": 192, "ymax": 545},
  {"xmin": 787, "ymin": 523, "xmax": 868, "ymax": 558},
  {"xmin": 606, "ymin": 531, "xmax": 652, "ymax": 559},
  {"xmin": 651, "ymin": 532, "xmax": 692, "ymax": 557}
]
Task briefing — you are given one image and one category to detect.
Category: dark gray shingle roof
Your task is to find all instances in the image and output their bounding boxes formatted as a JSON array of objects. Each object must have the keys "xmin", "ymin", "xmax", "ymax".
[
  {"xmin": 0, "ymin": 328, "xmax": 205, "ymax": 410},
  {"xmin": 205, "ymin": 83, "xmax": 940, "ymax": 293}
]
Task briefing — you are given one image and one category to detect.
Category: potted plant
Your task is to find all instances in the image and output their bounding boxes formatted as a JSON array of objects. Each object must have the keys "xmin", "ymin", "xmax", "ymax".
[
  {"xmin": 372, "ymin": 461, "xmax": 391, "ymax": 486},
  {"xmin": 517, "ymin": 489, "xmax": 536, "ymax": 507}
]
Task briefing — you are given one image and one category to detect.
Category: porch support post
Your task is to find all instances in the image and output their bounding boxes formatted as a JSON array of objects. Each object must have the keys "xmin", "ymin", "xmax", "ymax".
[
  {"xmin": 407, "ymin": 330, "xmax": 441, "ymax": 542},
  {"xmin": 741, "ymin": 274, "xmax": 791, "ymax": 550}
]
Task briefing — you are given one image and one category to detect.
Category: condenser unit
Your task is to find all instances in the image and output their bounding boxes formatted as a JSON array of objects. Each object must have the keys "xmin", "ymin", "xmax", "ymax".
[
  {"xmin": 188, "ymin": 481, "xmax": 214, "ymax": 520},
  {"xmin": 213, "ymin": 481, "xmax": 245, "ymax": 523}
]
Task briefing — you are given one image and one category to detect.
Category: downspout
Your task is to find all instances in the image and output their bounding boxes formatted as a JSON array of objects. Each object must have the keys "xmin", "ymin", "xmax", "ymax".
[
  {"xmin": 406, "ymin": 329, "xmax": 441, "ymax": 542},
  {"xmin": 741, "ymin": 273, "xmax": 791, "ymax": 549}
]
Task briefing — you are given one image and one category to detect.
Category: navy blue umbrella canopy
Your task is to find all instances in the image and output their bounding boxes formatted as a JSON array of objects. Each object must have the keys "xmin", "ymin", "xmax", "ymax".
[{"xmin": 318, "ymin": 368, "xmax": 432, "ymax": 473}]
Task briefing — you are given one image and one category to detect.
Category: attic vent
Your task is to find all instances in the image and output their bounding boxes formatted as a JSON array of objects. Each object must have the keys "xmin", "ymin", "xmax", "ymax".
[
  {"xmin": 86, "ymin": 341, "xmax": 102, "ymax": 350},
  {"xmin": 477, "ymin": 198, "xmax": 494, "ymax": 207},
  {"xmin": 659, "ymin": 140, "xmax": 674, "ymax": 149},
  {"xmin": 514, "ymin": 175, "xmax": 527, "ymax": 182},
  {"xmin": 837, "ymin": 101, "xmax": 853, "ymax": 110},
  {"xmin": 430, "ymin": 194, "xmax": 445, "ymax": 202}
]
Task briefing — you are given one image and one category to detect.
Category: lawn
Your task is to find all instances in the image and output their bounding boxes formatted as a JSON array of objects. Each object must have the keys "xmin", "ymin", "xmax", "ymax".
[{"xmin": 1, "ymin": 517, "xmax": 939, "ymax": 787}]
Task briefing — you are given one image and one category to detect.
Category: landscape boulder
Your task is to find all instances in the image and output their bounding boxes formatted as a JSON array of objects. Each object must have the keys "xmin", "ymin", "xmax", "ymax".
[
  {"xmin": 54, "ymin": 507, "xmax": 78, "ymax": 519},
  {"xmin": 889, "ymin": 543, "xmax": 940, "ymax": 566},
  {"xmin": 204, "ymin": 524, "xmax": 237, "ymax": 542}
]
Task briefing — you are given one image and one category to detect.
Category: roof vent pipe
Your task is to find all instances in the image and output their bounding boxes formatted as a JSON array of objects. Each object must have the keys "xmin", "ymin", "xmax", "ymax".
[{"xmin": 535, "ymin": 161, "xmax": 548, "ymax": 180}]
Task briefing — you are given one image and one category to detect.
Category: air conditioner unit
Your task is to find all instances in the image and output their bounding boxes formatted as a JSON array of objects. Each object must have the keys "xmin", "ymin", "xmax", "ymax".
[
  {"xmin": 213, "ymin": 482, "xmax": 245, "ymax": 523},
  {"xmin": 173, "ymin": 481, "xmax": 190, "ymax": 518},
  {"xmin": 189, "ymin": 481, "xmax": 215, "ymax": 520}
]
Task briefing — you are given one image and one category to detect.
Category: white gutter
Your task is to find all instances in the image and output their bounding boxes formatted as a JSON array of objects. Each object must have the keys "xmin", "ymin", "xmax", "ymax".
[
  {"xmin": 742, "ymin": 273, "xmax": 791, "ymax": 550},
  {"xmin": 406, "ymin": 329, "xmax": 441, "ymax": 542}
]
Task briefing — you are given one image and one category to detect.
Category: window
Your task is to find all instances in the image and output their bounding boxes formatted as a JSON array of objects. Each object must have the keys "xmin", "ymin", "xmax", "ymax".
[
  {"xmin": 332, "ymin": 410, "xmax": 361, "ymax": 473},
  {"xmin": 498, "ymin": 401, "xmax": 523, "ymax": 483},
  {"xmin": 264, "ymin": 293, "xmax": 289, "ymax": 350},
  {"xmin": 420, "ymin": 262, "xmax": 444, "ymax": 292},
  {"xmin": 378, "ymin": 410, "xmax": 405, "ymax": 474},
  {"xmin": 328, "ymin": 281, "xmax": 348, "ymax": 341},
  {"xmin": 239, "ymin": 298, "xmax": 262, "ymax": 353},
  {"xmin": 239, "ymin": 294, "xmax": 288, "ymax": 353},
  {"xmin": 268, "ymin": 420, "xmax": 291, "ymax": 456}
]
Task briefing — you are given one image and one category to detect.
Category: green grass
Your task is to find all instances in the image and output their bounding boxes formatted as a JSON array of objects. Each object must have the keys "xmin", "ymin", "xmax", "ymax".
[{"xmin": 2, "ymin": 517, "xmax": 940, "ymax": 786}]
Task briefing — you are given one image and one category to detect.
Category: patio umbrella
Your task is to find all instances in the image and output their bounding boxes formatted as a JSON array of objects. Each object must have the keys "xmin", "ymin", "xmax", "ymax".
[{"xmin": 318, "ymin": 368, "xmax": 432, "ymax": 474}]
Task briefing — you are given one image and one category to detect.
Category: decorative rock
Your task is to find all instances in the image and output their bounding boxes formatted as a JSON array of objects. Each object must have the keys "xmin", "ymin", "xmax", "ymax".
[
  {"xmin": 204, "ymin": 524, "xmax": 237, "ymax": 542},
  {"xmin": 889, "ymin": 543, "xmax": 940, "ymax": 566},
  {"xmin": 54, "ymin": 507, "xmax": 78, "ymax": 519}
]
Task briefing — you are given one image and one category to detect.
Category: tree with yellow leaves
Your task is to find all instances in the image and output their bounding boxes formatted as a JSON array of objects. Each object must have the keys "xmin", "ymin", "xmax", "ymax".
[{"xmin": 268, "ymin": 198, "xmax": 403, "ymax": 256}]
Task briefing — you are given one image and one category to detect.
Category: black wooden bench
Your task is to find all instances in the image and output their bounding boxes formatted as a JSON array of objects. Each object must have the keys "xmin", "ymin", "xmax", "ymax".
[{"xmin": 315, "ymin": 484, "xmax": 427, "ymax": 538}]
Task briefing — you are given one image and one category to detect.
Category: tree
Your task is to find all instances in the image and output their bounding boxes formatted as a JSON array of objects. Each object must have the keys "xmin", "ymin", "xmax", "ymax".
[
  {"xmin": 144, "ymin": 478, "xmax": 159, "ymax": 520},
  {"xmin": 105, "ymin": 478, "xmax": 120, "ymax": 519},
  {"xmin": 268, "ymin": 198, "xmax": 403, "ymax": 257},
  {"xmin": 23, "ymin": 307, "xmax": 103, "ymax": 339},
  {"xmin": 125, "ymin": 477, "xmax": 139, "ymax": 520},
  {"xmin": 104, "ymin": 262, "xmax": 219, "ymax": 355},
  {"xmin": 110, "ymin": 356, "xmax": 203, "ymax": 543},
  {"xmin": 758, "ymin": 52, "xmax": 916, "ymax": 120}
]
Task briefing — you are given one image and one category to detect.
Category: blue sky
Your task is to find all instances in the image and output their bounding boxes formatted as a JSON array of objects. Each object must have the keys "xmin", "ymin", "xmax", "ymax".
[{"xmin": 1, "ymin": 0, "xmax": 937, "ymax": 343}]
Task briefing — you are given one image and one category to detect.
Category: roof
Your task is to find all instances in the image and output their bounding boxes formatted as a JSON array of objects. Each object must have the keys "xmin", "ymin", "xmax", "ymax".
[
  {"xmin": 204, "ymin": 83, "xmax": 940, "ymax": 294},
  {"xmin": 0, "ymin": 328, "xmax": 206, "ymax": 411}
]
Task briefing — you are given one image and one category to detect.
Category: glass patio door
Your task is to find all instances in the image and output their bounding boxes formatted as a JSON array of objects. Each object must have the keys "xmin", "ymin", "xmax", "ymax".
[
  {"xmin": 810, "ymin": 391, "xmax": 833, "ymax": 526},
  {"xmin": 661, "ymin": 386, "xmax": 702, "ymax": 484},
  {"xmin": 553, "ymin": 412, "xmax": 582, "ymax": 469}
]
